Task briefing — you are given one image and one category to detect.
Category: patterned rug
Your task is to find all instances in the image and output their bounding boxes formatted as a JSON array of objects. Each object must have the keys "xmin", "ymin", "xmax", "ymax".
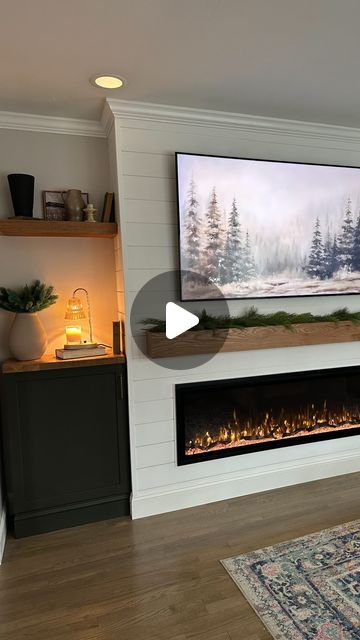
[{"xmin": 221, "ymin": 520, "xmax": 360, "ymax": 639}]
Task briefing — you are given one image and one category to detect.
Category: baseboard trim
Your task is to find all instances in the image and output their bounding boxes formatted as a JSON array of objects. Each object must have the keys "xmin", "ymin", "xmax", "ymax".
[
  {"xmin": 11, "ymin": 495, "xmax": 130, "ymax": 538},
  {"xmin": 0, "ymin": 507, "xmax": 6, "ymax": 563},
  {"xmin": 131, "ymin": 450, "xmax": 360, "ymax": 519}
]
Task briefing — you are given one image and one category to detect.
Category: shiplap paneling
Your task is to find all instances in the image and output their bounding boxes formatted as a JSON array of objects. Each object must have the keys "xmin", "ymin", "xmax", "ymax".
[
  {"xmin": 122, "ymin": 151, "xmax": 175, "ymax": 178},
  {"xmin": 111, "ymin": 104, "xmax": 360, "ymax": 518},
  {"xmin": 123, "ymin": 200, "xmax": 178, "ymax": 224},
  {"xmin": 126, "ymin": 222, "xmax": 178, "ymax": 247},
  {"xmin": 133, "ymin": 378, "xmax": 175, "ymax": 403},
  {"xmin": 126, "ymin": 268, "xmax": 178, "ymax": 293},
  {"xmin": 123, "ymin": 175, "xmax": 176, "ymax": 202},
  {"xmin": 134, "ymin": 398, "xmax": 174, "ymax": 425},
  {"xmin": 135, "ymin": 436, "xmax": 360, "ymax": 490},
  {"xmin": 136, "ymin": 442, "xmax": 175, "ymax": 469},
  {"xmin": 130, "ymin": 342, "xmax": 360, "ymax": 381},
  {"xmin": 127, "ymin": 245, "xmax": 176, "ymax": 270},
  {"xmin": 117, "ymin": 122, "xmax": 360, "ymax": 159},
  {"xmin": 135, "ymin": 420, "xmax": 174, "ymax": 446}
]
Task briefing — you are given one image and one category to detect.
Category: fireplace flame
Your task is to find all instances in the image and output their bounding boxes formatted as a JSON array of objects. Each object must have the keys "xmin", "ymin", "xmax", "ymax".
[{"xmin": 186, "ymin": 400, "xmax": 360, "ymax": 455}]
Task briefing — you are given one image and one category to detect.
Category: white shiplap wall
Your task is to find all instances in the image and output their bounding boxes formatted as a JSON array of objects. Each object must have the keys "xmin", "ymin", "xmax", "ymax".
[{"xmin": 108, "ymin": 101, "xmax": 360, "ymax": 518}]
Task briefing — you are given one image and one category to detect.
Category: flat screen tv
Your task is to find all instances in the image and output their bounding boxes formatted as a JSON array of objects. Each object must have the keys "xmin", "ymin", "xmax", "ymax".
[{"xmin": 176, "ymin": 152, "xmax": 360, "ymax": 300}]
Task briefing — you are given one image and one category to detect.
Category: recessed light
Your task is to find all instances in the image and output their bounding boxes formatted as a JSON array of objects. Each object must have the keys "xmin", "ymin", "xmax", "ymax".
[{"xmin": 91, "ymin": 74, "xmax": 125, "ymax": 89}]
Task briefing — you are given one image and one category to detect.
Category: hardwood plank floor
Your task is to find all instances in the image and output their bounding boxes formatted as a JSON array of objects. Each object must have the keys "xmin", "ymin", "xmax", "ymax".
[{"xmin": 0, "ymin": 473, "xmax": 359, "ymax": 640}]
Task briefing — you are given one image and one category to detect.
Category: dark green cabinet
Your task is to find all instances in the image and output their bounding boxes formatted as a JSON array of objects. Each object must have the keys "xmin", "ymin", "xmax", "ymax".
[{"xmin": 0, "ymin": 362, "xmax": 131, "ymax": 537}]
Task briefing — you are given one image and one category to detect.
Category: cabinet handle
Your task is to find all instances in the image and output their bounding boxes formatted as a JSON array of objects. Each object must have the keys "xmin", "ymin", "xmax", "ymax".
[{"xmin": 120, "ymin": 374, "xmax": 124, "ymax": 399}]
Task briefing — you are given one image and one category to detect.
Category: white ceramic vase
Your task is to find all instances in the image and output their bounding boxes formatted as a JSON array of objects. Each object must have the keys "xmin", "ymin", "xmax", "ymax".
[{"xmin": 9, "ymin": 313, "xmax": 48, "ymax": 361}]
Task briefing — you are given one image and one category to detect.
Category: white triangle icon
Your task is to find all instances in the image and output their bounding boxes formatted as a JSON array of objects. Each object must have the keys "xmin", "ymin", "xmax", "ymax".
[{"xmin": 166, "ymin": 302, "xmax": 199, "ymax": 339}]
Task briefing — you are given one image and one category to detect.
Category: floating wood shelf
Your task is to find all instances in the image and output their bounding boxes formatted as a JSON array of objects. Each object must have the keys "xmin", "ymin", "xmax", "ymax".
[
  {"xmin": 146, "ymin": 321, "xmax": 360, "ymax": 358},
  {"xmin": 0, "ymin": 219, "xmax": 117, "ymax": 238},
  {"xmin": 2, "ymin": 352, "xmax": 126, "ymax": 374}
]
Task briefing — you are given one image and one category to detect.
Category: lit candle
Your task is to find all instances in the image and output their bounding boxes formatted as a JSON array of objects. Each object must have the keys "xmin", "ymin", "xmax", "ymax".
[{"xmin": 65, "ymin": 325, "xmax": 82, "ymax": 344}]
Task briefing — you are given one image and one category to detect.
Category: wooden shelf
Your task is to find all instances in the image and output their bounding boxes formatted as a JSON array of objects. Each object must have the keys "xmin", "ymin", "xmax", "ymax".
[
  {"xmin": 2, "ymin": 352, "xmax": 126, "ymax": 374},
  {"xmin": 0, "ymin": 219, "xmax": 117, "ymax": 238},
  {"xmin": 146, "ymin": 321, "xmax": 360, "ymax": 358}
]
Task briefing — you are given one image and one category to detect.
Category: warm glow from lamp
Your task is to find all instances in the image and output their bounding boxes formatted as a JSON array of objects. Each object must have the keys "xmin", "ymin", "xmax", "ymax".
[
  {"xmin": 64, "ymin": 288, "xmax": 97, "ymax": 349},
  {"xmin": 65, "ymin": 325, "xmax": 82, "ymax": 344},
  {"xmin": 65, "ymin": 297, "xmax": 86, "ymax": 320}
]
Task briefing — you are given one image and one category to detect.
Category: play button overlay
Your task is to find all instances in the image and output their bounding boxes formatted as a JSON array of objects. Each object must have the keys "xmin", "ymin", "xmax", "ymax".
[
  {"xmin": 130, "ymin": 270, "xmax": 230, "ymax": 370},
  {"xmin": 166, "ymin": 302, "xmax": 199, "ymax": 339}
]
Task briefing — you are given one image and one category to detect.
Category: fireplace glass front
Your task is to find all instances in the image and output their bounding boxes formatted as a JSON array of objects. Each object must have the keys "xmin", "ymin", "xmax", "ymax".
[{"xmin": 175, "ymin": 367, "xmax": 360, "ymax": 465}]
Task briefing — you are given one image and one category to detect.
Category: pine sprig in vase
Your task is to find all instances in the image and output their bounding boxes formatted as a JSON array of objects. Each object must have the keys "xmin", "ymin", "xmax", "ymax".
[
  {"xmin": 0, "ymin": 280, "xmax": 58, "ymax": 313},
  {"xmin": 0, "ymin": 280, "xmax": 58, "ymax": 361}
]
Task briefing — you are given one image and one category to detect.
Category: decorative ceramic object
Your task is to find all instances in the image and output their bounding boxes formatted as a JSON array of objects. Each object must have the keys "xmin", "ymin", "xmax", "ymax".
[
  {"xmin": 8, "ymin": 173, "xmax": 35, "ymax": 217},
  {"xmin": 0, "ymin": 280, "xmax": 58, "ymax": 361},
  {"xmin": 61, "ymin": 189, "xmax": 85, "ymax": 221},
  {"xmin": 9, "ymin": 313, "xmax": 47, "ymax": 360},
  {"xmin": 83, "ymin": 203, "xmax": 97, "ymax": 222}
]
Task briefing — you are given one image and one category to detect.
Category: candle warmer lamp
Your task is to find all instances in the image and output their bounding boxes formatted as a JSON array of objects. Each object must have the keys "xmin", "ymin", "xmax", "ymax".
[{"xmin": 64, "ymin": 288, "xmax": 97, "ymax": 349}]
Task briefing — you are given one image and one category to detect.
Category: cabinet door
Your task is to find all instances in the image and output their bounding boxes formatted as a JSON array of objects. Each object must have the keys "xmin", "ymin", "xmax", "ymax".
[{"xmin": 1, "ymin": 364, "xmax": 130, "ymax": 514}]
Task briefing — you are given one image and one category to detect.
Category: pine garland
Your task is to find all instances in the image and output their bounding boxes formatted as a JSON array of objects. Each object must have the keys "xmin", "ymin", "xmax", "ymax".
[
  {"xmin": 0, "ymin": 280, "xmax": 58, "ymax": 313},
  {"xmin": 143, "ymin": 306, "xmax": 360, "ymax": 333}
]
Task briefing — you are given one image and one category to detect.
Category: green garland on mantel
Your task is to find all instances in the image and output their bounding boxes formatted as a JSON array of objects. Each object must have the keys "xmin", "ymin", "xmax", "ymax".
[{"xmin": 143, "ymin": 306, "xmax": 360, "ymax": 333}]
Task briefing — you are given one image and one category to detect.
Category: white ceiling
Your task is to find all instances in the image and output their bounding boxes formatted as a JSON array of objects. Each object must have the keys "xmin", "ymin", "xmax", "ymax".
[{"xmin": 1, "ymin": 0, "xmax": 360, "ymax": 126}]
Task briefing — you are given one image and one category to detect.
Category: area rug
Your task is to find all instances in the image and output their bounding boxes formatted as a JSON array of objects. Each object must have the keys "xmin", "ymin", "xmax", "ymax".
[{"xmin": 221, "ymin": 520, "xmax": 360, "ymax": 639}]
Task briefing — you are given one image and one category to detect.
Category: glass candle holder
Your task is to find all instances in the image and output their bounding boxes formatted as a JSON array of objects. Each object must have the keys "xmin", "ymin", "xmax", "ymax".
[{"xmin": 65, "ymin": 325, "xmax": 82, "ymax": 344}]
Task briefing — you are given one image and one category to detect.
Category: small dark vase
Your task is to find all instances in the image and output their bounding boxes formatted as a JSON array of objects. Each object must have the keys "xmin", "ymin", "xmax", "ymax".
[{"xmin": 7, "ymin": 174, "xmax": 35, "ymax": 217}]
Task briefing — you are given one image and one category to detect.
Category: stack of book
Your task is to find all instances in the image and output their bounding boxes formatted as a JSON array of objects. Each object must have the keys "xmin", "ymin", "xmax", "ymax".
[{"xmin": 55, "ymin": 346, "xmax": 106, "ymax": 360}]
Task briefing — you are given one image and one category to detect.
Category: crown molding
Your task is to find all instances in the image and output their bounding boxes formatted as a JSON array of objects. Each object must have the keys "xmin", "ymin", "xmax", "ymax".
[
  {"xmin": 0, "ymin": 109, "xmax": 106, "ymax": 138},
  {"xmin": 106, "ymin": 98, "xmax": 360, "ymax": 146}
]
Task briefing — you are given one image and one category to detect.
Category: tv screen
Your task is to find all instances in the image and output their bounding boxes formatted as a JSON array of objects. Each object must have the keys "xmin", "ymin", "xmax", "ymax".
[{"xmin": 176, "ymin": 152, "xmax": 360, "ymax": 300}]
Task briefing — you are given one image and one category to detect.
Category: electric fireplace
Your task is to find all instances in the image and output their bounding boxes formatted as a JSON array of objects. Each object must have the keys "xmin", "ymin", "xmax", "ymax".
[{"xmin": 175, "ymin": 366, "xmax": 360, "ymax": 465}]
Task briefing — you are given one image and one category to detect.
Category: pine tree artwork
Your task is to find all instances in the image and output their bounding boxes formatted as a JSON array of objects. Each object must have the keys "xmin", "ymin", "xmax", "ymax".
[
  {"xmin": 184, "ymin": 178, "xmax": 201, "ymax": 272},
  {"xmin": 222, "ymin": 198, "xmax": 243, "ymax": 284},
  {"xmin": 204, "ymin": 187, "xmax": 224, "ymax": 283},
  {"xmin": 322, "ymin": 230, "xmax": 333, "ymax": 280},
  {"xmin": 242, "ymin": 231, "xmax": 257, "ymax": 280},
  {"xmin": 352, "ymin": 214, "xmax": 360, "ymax": 272},
  {"xmin": 330, "ymin": 236, "xmax": 340, "ymax": 276},
  {"xmin": 177, "ymin": 153, "xmax": 360, "ymax": 299},
  {"xmin": 305, "ymin": 218, "xmax": 324, "ymax": 280},
  {"xmin": 338, "ymin": 198, "xmax": 354, "ymax": 271}
]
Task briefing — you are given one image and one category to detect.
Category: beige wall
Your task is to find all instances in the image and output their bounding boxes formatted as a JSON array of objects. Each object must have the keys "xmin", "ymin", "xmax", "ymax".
[
  {"xmin": 0, "ymin": 129, "xmax": 108, "ymax": 217},
  {"xmin": 0, "ymin": 129, "xmax": 118, "ymax": 360}
]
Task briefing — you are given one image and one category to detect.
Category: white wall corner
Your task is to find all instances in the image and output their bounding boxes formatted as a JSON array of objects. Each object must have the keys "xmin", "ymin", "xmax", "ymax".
[
  {"xmin": 0, "ymin": 506, "xmax": 6, "ymax": 564},
  {"xmin": 105, "ymin": 98, "xmax": 360, "ymax": 146},
  {"xmin": 0, "ymin": 109, "xmax": 106, "ymax": 138},
  {"xmin": 101, "ymin": 101, "xmax": 115, "ymax": 138}
]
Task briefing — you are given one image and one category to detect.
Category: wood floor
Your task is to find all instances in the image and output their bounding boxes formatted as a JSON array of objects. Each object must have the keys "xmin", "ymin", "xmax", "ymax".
[{"xmin": 0, "ymin": 473, "xmax": 359, "ymax": 640}]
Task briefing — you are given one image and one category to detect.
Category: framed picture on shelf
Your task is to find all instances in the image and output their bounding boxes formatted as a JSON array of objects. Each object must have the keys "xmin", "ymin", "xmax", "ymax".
[
  {"xmin": 43, "ymin": 191, "xmax": 89, "ymax": 221},
  {"xmin": 102, "ymin": 192, "xmax": 115, "ymax": 222}
]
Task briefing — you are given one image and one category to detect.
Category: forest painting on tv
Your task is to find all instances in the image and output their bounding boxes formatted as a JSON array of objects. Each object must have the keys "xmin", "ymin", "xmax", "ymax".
[{"xmin": 176, "ymin": 152, "xmax": 360, "ymax": 300}]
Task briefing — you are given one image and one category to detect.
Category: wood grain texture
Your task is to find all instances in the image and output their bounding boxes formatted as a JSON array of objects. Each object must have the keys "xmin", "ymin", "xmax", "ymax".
[
  {"xmin": 146, "ymin": 321, "xmax": 360, "ymax": 358},
  {"xmin": 0, "ymin": 220, "xmax": 117, "ymax": 238},
  {"xmin": 0, "ymin": 473, "xmax": 359, "ymax": 639},
  {"xmin": 2, "ymin": 353, "xmax": 125, "ymax": 374}
]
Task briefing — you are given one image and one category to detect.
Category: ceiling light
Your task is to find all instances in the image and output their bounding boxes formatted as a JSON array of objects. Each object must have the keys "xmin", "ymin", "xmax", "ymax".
[{"xmin": 91, "ymin": 75, "xmax": 125, "ymax": 89}]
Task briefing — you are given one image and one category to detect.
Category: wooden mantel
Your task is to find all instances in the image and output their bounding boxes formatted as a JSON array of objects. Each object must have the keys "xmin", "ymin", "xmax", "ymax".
[{"xmin": 146, "ymin": 321, "xmax": 360, "ymax": 359}]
